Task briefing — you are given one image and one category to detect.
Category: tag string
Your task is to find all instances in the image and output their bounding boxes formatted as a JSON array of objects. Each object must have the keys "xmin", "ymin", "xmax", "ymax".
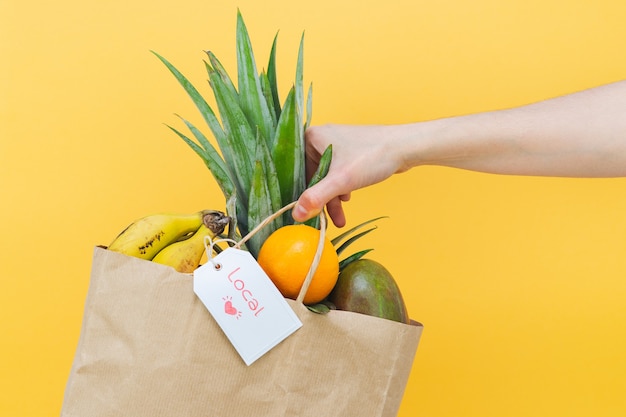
[
  {"xmin": 296, "ymin": 211, "xmax": 326, "ymax": 305},
  {"xmin": 203, "ymin": 235, "xmax": 238, "ymax": 271},
  {"xmin": 235, "ymin": 202, "xmax": 298, "ymax": 250},
  {"xmin": 213, "ymin": 201, "xmax": 327, "ymax": 305}
]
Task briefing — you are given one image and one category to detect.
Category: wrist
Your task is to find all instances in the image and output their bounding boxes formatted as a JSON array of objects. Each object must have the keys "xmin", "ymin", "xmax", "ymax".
[{"xmin": 392, "ymin": 119, "xmax": 454, "ymax": 172}]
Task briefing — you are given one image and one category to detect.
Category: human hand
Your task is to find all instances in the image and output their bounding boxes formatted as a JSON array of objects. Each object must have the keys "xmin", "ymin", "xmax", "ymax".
[
  {"xmin": 293, "ymin": 81, "xmax": 626, "ymax": 228},
  {"xmin": 292, "ymin": 124, "xmax": 407, "ymax": 227}
]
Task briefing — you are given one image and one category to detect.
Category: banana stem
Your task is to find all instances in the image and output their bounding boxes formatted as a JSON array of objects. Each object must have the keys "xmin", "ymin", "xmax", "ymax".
[{"xmin": 202, "ymin": 211, "xmax": 231, "ymax": 236}]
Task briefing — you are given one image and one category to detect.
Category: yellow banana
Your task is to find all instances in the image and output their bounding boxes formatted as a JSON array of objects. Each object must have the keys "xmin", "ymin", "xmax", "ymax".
[
  {"xmin": 152, "ymin": 223, "xmax": 220, "ymax": 272},
  {"xmin": 107, "ymin": 210, "xmax": 229, "ymax": 260}
]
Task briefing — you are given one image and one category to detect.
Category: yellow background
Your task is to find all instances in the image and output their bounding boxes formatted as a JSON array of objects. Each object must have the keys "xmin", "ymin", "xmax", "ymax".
[{"xmin": 2, "ymin": 0, "xmax": 626, "ymax": 416}]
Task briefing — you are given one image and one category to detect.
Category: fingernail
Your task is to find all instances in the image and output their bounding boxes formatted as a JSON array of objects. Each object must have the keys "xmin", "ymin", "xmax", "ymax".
[{"xmin": 293, "ymin": 204, "xmax": 311, "ymax": 221}]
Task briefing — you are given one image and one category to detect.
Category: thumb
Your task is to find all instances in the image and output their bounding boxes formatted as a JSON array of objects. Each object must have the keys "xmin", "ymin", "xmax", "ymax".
[
  {"xmin": 292, "ymin": 176, "xmax": 349, "ymax": 226},
  {"xmin": 292, "ymin": 177, "xmax": 338, "ymax": 221},
  {"xmin": 292, "ymin": 183, "xmax": 327, "ymax": 222}
]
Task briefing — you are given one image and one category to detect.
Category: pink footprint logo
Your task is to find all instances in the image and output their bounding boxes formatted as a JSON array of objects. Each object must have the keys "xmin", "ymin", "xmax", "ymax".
[{"xmin": 223, "ymin": 296, "xmax": 242, "ymax": 319}]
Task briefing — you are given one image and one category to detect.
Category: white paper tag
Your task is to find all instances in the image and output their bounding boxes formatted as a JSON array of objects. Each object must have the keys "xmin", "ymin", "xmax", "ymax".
[{"xmin": 193, "ymin": 247, "xmax": 302, "ymax": 366}]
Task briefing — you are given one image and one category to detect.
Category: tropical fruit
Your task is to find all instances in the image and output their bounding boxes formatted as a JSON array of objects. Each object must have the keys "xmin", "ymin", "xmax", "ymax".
[
  {"xmin": 257, "ymin": 224, "xmax": 339, "ymax": 305},
  {"xmin": 151, "ymin": 14, "xmax": 411, "ymax": 322},
  {"xmin": 152, "ymin": 224, "xmax": 219, "ymax": 273},
  {"xmin": 328, "ymin": 259, "xmax": 410, "ymax": 323},
  {"xmin": 153, "ymin": 11, "xmax": 332, "ymax": 259},
  {"xmin": 108, "ymin": 210, "xmax": 229, "ymax": 261}
]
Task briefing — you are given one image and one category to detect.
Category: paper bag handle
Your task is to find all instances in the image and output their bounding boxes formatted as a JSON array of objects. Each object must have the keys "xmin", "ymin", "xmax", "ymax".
[{"xmin": 235, "ymin": 201, "xmax": 326, "ymax": 305}]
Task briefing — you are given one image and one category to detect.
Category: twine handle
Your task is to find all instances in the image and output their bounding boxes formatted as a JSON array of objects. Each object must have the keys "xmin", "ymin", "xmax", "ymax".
[
  {"xmin": 236, "ymin": 201, "xmax": 326, "ymax": 306},
  {"xmin": 295, "ymin": 211, "xmax": 326, "ymax": 304},
  {"xmin": 235, "ymin": 202, "xmax": 297, "ymax": 250}
]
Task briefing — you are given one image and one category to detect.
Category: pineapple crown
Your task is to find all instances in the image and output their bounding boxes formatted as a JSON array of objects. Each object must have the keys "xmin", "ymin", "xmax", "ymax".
[{"xmin": 152, "ymin": 11, "xmax": 331, "ymax": 258}]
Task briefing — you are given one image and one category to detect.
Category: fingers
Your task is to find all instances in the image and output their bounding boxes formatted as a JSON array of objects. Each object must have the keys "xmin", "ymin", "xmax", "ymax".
[
  {"xmin": 296, "ymin": 125, "xmax": 355, "ymax": 227},
  {"xmin": 292, "ymin": 179, "xmax": 350, "ymax": 227},
  {"xmin": 325, "ymin": 197, "xmax": 347, "ymax": 228},
  {"xmin": 292, "ymin": 199, "xmax": 318, "ymax": 223},
  {"xmin": 293, "ymin": 195, "xmax": 347, "ymax": 228}
]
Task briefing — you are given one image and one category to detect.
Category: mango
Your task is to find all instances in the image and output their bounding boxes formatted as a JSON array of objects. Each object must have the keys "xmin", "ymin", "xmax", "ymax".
[{"xmin": 328, "ymin": 259, "xmax": 410, "ymax": 324}]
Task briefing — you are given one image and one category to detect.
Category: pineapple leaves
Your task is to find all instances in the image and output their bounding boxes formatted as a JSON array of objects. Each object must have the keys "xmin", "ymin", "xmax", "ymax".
[
  {"xmin": 331, "ymin": 217, "xmax": 387, "ymax": 270},
  {"xmin": 205, "ymin": 52, "xmax": 239, "ymax": 104},
  {"xmin": 302, "ymin": 145, "xmax": 332, "ymax": 229},
  {"xmin": 272, "ymin": 87, "xmax": 303, "ymax": 206},
  {"xmin": 339, "ymin": 249, "xmax": 373, "ymax": 271},
  {"xmin": 331, "ymin": 216, "xmax": 388, "ymax": 247},
  {"xmin": 207, "ymin": 65, "xmax": 256, "ymax": 201},
  {"xmin": 307, "ymin": 145, "xmax": 332, "ymax": 188},
  {"xmin": 295, "ymin": 33, "xmax": 305, "ymax": 126},
  {"xmin": 236, "ymin": 10, "xmax": 274, "ymax": 147},
  {"xmin": 248, "ymin": 159, "xmax": 275, "ymax": 257},
  {"xmin": 151, "ymin": 51, "xmax": 229, "ymax": 160},
  {"xmin": 266, "ymin": 33, "xmax": 282, "ymax": 121},
  {"xmin": 166, "ymin": 120, "xmax": 234, "ymax": 198},
  {"xmin": 305, "ymin": 82, "xmax": 313, "ymax": 129},
  {"xmin": 247, "ymin": 133, "xmax": 283, "ymax": 253},
  {"xmin": 259, "ymin": 71, "xmax": 278, "ymax": 130},
  {"xmin": 335, "ymin": 227, "xmax": 377, "ymax": 256},
  {"xmin": 154, "ymin": 50, "xmax": 243, "ymax": 209},
  {"xmin": 255, "ymin": 129, "xmax": 283, "ymax": 219},
  {"xmin": 155, "ymin": 12, "xmax": 311, "ymax": 258}
]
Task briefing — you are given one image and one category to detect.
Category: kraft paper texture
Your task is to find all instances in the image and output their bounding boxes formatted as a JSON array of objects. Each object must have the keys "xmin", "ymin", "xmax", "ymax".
[{"xmin": 61, "ymin": 247, "xmax": 422, "ymax": 417}]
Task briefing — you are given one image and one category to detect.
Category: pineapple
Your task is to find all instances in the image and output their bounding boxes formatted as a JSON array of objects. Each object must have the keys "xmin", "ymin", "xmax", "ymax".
[{"xmin": 152, "ymin": 11, "xmax": 330, "ymax": 258}]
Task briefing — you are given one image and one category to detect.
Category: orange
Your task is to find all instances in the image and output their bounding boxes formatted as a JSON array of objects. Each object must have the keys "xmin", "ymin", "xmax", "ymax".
[{"xmin": 257, "ymin": 224, "xmax": 339, "ymax": 305}]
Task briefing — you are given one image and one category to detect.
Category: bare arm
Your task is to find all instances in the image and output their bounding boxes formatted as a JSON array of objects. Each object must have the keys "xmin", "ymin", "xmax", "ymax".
[
  {"xmin": 293, "ymin": 80, "xmax": 626, "ymax": 226},
  {"xmin": 415, "ymin": 80, "xmax": 626, "ymax": 176}
]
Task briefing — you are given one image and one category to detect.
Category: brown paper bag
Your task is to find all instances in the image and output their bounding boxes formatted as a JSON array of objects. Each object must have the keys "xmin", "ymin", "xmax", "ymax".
[{"xmin": 61, "ymin": 246, "xmax": 422, "ymax": 417}]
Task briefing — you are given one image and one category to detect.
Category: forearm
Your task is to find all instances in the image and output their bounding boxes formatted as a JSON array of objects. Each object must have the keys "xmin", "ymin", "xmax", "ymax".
[
  {"xmin": 293, "ymin": 80, "xmax": 626, "ymax": 225},
  {"xmin": 402, "ymin": 80, "xmax": 626, "ymax": 177}
]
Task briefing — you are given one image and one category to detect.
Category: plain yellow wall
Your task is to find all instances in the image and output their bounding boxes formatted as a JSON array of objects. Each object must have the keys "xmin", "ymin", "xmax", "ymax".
[{"xmin": 2, "ymin": 0, "xmax": 626, "ymax": 416}]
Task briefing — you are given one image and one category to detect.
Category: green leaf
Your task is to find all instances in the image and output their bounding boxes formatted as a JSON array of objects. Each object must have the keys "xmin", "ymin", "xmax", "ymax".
[
  {"xmin": 165, "ymin": 122, "xmax": 234, "ymax": 198},
  {"xmin": 339, "ymin": 249, "xmax": 373, "ymax": 271},
  {"xmin": 294, "ymin": 36, "xmax": 307, "ymax": 196},
  {"xmin": 307, "ymin": 145, "xmax": 332, "ymax": 188},
  {"xmin": 306, "ymin": 302, "xmax": 331, "ymax": 314},
  {"xmin": 155, "ymin": 13, "xmax": 314, "ymax": 251},
  {"xmin": 154, "ymin": 49, "xmax": 252, "ymax": 235},
  {"xmin": 255, "ymin": 129, "xmax": 283, "ymax": 221},
  {"xmin": 266, "ymin": 32, "xmax": 282, "ymax": 121},
  {"xmin": 165, "ymin": 124, "xmax": 206, "ymax": 159},
  {"xmin": 174, "ymin": 114, "xmax": 213, "ymax": 154},
  {"xmin": 302, "ymin": 145, "xmax": 331, "ymax": 229},
  {"xmin": 259, "ymin": 71, "xmax": 278, "ymax": 133},
  {"xmin": 305, "ymin": 82, "xmax": 313, "ymax": 129},
  {"xmin": 151, "ymin": 51, "xmax": 231, "ymax": 166},
  {"xmin": 236, "ymin": 11, "xmax": 274, "ymax": 147},
  {"xmin": 226, "ymin": 194, "xmax": 247, "ymax": 245},
  {"xmin": 331, "ymin": 216, "xmax": 388, "ymax": 247},
  {"xmin": 272, "ymin": 87, "xmax": 304, "ymax": 207},
  {"xmin": 247, "ymin": 159, "xmax": 276, "ymax": 258},
  {"xmin": 335, "ymin": 227, "xmax": 376, "ymax": 256},
  {"xmin": 207, "ymin": 65, "xmax": 256, "ymax": 201},
  {"xmin": 295, "ymin": 33, "xmax": 305, "ymax": 123},
  {"xmin": 205, "ymin": 52, "xmax": 239, "ymax": 104}
]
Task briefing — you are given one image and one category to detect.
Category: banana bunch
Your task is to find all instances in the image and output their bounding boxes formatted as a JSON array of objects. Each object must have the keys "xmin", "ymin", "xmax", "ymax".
[{"xmin": 108, "ymin": 210, "xmax": 230, "ymax": 272}]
